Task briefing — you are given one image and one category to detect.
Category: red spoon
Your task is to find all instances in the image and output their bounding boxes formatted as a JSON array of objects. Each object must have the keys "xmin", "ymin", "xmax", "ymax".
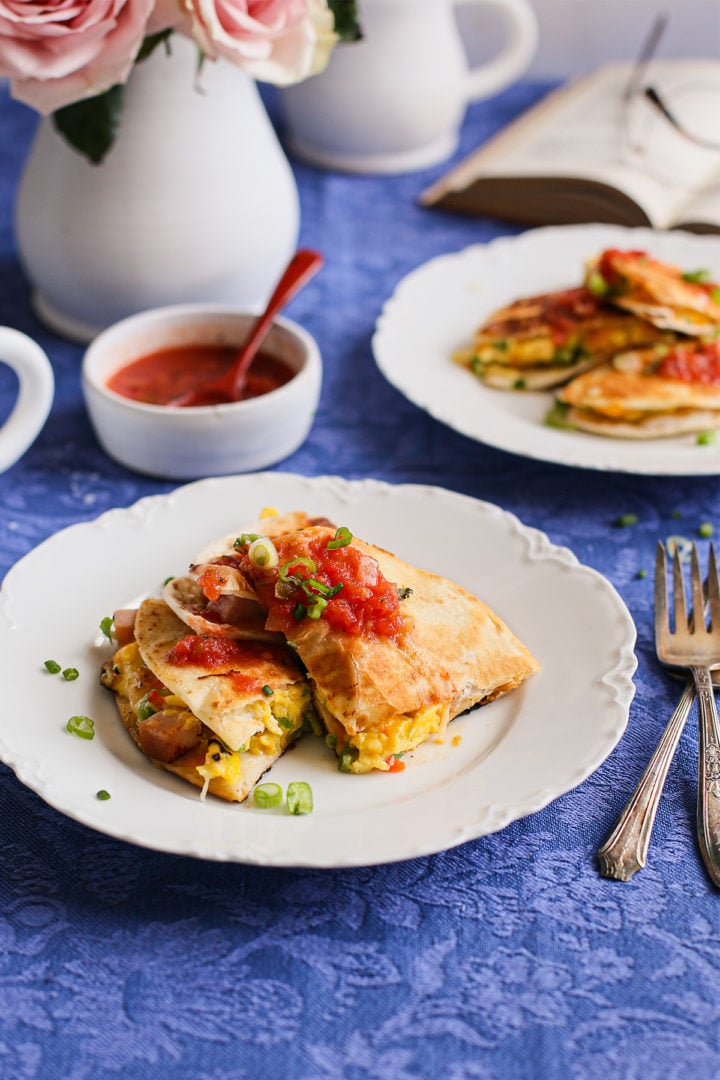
[{"xmin": 169, "ymin": 248, "xmax": 324, "ymax": 407}]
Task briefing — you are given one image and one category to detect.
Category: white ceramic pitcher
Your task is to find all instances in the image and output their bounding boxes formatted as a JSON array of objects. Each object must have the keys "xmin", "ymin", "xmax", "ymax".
[
  {"xmin": 0, "ymin": 328, "xmax": 54, "ymax": 472},
  {"xmin": 280, "ymin": 0, "xmax": 538, "ymax": 173}
]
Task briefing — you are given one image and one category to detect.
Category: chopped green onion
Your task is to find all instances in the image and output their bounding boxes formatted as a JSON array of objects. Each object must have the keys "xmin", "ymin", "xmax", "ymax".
[
  {"xmin": 262, "ymin": 685, "xmax": 273, "ymax": 696},
  {"xmin": 99, "ymin": 617, "xmax": 114, "ymax": 642},
  {"xmin": 492, "ymin": 338, "xmax": 510, "ymax": 352},
  {"xmin": 286, "ymin": 781, "xmax": 313, "ymax": 815},
  {"xmin": 327, "ymin": 527, "xmax": 352, "ymax": 550},
  {"xmin": 544, "ymin": 402, "xmax": 574, "ymax": 430},
  {"xmin": 587, "ymin": 270, "xmax": 610, "ymax": 296},
  {"xmin": 66, "ymin": 715, "xmax": 95, "ymax": 740},
  {"xmin": 697, "ymin": 430, "xmax": 717, "ymax": 446},
  {"xmin": 248, "ymin": 537, "xmax": 278, "ymax": 569},
  {"xmin": 307, "ymin": 596, "xmax": 328, "ymax": 619},
  {"xmin": 278, "ymin": 716, "xmax": 295, "ymax": 730},
  {"xmin": 43, "ymin": 660, "xmax": 61, "ymax": 674},
  {"xmin": 136, "ymin": 692, "xmax": 158, "ymax": 721},
  {"xmin": 96, "ymin": 789, "xmax": 111, "ymax": 801},
  {"xmin": 682, "ymin": 268, "xmax": 712, "ymax": 284},
  {"xmin": 712, "ymin": 288, "xmax": 720, "ymax": 305},
  {"xmin": 699, "ymin": 522, "xmax": 714, "ymax": 538},
  {"xmin": 338, "ymin": 748, "xmax": 357, "ymax": 773},
  {"xmin": 615, "ymin": 513, "xmax": 638, "ymax": 527},
  {"xmin": 293, "ymin": 602, "xmax": 307, "ymax": 620},
  {"xmin": 397, "ymin": 587, "xmax": 413, "ymax": 600},
  {"xmin": 513, "ymin": 378, "xmax": 527, "ymax": 390},
  {"xmin": 163, "ymin": 576, "xmax": 175, "ymax": 586},
  {"xmin": 253, "ymin": 782, "xmax": 283, "ymax": 808},
  {"xmin": 325, "ymin": 732, "xmax": 337, "ymax": 749},
  {"xmin": 234, "ymin": 533, "xmax": 260, "ymax": 548},
  {"xmin": 671, "ymin": 509, "xmax": 683, "ymax": 519},
  {"xmin": 636, "ymin": 569, "xmax": 647, "ymax": 579},
  {"xmin": 279, "ymin": 556, "xmax": 317, "ymax": 582},
  {"xmin": 62, "ymin": 667, "xmax": 79, "ymax": 682}
]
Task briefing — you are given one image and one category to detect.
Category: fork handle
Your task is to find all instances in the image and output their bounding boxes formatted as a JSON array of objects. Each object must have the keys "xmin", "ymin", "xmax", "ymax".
[
  {"xmin": 694, "ymin": 666, "xmax": 720, "ymax": 888},
  {"xmin": 597, "ymin": 679, "xmax": 695, "ymax": 881}
]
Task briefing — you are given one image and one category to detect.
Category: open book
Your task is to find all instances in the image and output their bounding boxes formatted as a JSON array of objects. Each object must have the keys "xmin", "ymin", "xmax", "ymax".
[{"xmin": 420, "ymin": 60, "xmax": 720, "ymax": 234}]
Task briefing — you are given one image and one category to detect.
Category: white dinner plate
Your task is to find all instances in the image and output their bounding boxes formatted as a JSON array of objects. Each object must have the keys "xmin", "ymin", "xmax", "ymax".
[
  {"xmin": 0, "ymin": 473, "xmax": 636, "ymax": 866},
  {"xmin": 373, "ymin": 224, "xmax": 720, "ymax": 475}
]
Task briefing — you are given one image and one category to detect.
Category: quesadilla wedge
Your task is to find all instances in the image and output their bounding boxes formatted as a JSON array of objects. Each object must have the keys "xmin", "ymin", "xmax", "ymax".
[
  {"xmin": 454, "ymin": 285, "xmax": 673, "ymax": 390},
  {"xmin": 586, "ymin": 248, "xmax": 720, "ymax": 335},
  {"xmin": 101, "ymin": 598, "xmax": 316, "ymax": 802},
  {"xmin": 553, "ymin": 338, "xmax": 720, "ymax": 439},
  {"xmin": 231, "ymin": 522, "xmax": 540, "ymax": 774}
]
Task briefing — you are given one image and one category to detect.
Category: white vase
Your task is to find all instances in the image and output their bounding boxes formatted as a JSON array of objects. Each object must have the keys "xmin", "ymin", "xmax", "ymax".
[{"xmin": 14, "ymin": 36, "xmax": 300, "ymax": 343}]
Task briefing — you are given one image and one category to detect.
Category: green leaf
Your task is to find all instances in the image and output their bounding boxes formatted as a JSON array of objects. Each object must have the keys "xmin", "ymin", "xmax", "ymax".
[
  {"xmin": 52, "ymin": 85, "xmax": 124, "ymax": 165},
  {"xmin": 135, "ymin": 28, "xmax": 173, "ymax": 63},
  {"xmin": 328, "ymin": 0, "xmax": 363, "ymax": 41}
]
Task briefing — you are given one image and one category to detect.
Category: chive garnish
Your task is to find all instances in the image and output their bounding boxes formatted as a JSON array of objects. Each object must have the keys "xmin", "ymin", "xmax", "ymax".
[
  {"xmin": 699, "ymin": 522, "xmax": 714, "ymax": 538},
  {"xmin": 66, "ymin": 715, "xmax": 95, "ymax": 739},
  {"xmin": 293, "ymin": 602, "xmax": 307, "ymax": 620},
  {"xmin": 99, "ymin": 617, "xmax": 114, "ymax": 642},
  {"xmin": 253, "ymin": 782, "xmax": 283, "ymax": 809},
  {"xmin": 697, "ymin": 430, "xmax": 717, "ymax": 446},
  {"xmin": 62, "ymin": 667, "xmax": 79, "ymax": 681},
  {"xmin": 234, "ymin": 533, "xmax": 260, "ymax": 548},
  {"xmin": 327, "ymin": 527, "xmax": 352, "ymax": 550},
  {"xmin": 43, "ymin": 660, "xmax": 61, "ymax": 674},
  {"xmin": 262, "ymin": 685, "xmax": 273, "ymax": 696},
  {"xmin": 96, "ymin": 790, "xmax": 111, "ymax": 800},
  {"xmin": 286, "ymin": 781, "xmax": 313, "ymax": 815},
  {"xmin": 615, "ymin": 514, "xmax": 638, "ymax": 527}
]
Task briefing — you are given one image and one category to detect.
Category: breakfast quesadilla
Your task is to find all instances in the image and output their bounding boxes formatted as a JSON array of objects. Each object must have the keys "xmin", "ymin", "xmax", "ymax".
[
  {"xmin": 586, "ymin": 248, "xmax": 720, "ymax": 335},
  {"xmin": 226, "ymin": 519, "xmax": 540, "ymax": 773},
  {"xmin": 454, "ymin": 285, "xmax": 673, "ymax": 390},
  {"xmin": 101, "ymin": 597, "xmax": 316, "ymax": 802},
  {"xmin": 553, "ymin": 338, "xmax": 720, "ymax": 439}
]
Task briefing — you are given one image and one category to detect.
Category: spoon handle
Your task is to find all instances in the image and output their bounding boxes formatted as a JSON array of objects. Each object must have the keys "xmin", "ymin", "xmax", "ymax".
[{"xmin": 232, "ymin": 249, "xmax": 323, "ymax": 398}]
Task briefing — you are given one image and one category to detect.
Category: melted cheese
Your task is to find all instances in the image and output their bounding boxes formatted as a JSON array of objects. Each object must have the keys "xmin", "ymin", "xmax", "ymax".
[{"xmin": 322, "ymin": 701, "xmax": 450, "ymax": 773}]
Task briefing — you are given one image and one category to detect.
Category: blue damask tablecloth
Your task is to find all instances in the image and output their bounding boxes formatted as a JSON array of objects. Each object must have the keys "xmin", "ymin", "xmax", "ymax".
[{"xmin": 1, "ymin": 76, "xmax": 720, "ymax": 1080}]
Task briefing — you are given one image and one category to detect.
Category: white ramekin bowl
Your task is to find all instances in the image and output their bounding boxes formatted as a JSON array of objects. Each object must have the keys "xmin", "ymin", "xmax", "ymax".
[{"xmin": 81, "ymin": 304, "xmax": 322, "ymax": 480}]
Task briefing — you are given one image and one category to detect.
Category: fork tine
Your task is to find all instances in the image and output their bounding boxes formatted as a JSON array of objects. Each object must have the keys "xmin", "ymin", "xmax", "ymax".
[
  {"xmin": 672, "ymin": 545, "xmax": 688, "ymax": 633},
  {"xmin": 654, "ymin": 541, "xmax": 669, "ymax": 642},
  {"xmin": 689, "ymin": 543, "xmax": 706, "ymax": 632},
  {"xmin": 707, "ymin": 543, "xmax": 720, "ymax": 632}
]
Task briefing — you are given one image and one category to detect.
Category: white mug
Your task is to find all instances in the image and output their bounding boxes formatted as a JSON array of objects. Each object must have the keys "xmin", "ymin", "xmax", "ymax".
[
  {"xmin": 280, "ymin": 0, "xmax": 538, "ymax": 173},
  {"xmin": 0, "ymin": 328, "xmax": 54, "ymax": 472}
]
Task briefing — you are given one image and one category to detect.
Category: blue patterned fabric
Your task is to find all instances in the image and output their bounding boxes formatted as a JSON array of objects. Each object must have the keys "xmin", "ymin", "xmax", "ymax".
[{"xmin": 1, "ymin": 79, "xmax": 720, "ymax": 1080}]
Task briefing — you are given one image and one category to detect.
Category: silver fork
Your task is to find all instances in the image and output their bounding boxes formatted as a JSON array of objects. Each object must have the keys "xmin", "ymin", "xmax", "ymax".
[
  {"xmin": 598, "ymin": 543, "xmax": 720, "ymax": 884},
  {"xmin": 655, "ymin": 540, "xmax": 720, "ymax": 886}
]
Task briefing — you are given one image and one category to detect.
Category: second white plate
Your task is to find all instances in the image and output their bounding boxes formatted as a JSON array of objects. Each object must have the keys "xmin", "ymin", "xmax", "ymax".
[{"xmin": 373, "ymin": 224, "xmax": 720, "ymax": 475}]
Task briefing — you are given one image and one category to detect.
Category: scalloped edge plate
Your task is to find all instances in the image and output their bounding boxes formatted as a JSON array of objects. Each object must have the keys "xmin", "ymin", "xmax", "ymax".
[
  {"xmin": 373, "ymin": 224, "xmax": 720, "ymax": 476},
  {"xmin": 0, "ymin": 473, "xmax": 636, "ymax": 866}
]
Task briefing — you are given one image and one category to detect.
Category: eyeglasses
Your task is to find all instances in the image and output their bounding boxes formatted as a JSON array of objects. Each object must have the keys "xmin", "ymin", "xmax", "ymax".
[{"xmin": 621, "ymin": 15, "xmax": 720, "ymax": 186}]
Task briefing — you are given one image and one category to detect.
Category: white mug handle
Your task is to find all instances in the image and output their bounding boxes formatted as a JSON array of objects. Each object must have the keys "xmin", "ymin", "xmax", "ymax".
[
  {"xmin": 0, "ymin": 327, "xmax": 54, "ymax": 473},
  {"xmin": 457, "ymin": 0, "xmax": 539, "ymax": 102}
]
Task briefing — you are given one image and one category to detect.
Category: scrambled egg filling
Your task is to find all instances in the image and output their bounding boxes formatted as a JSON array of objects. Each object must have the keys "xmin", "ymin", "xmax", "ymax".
[
  {"xmin": 321, "ymin": 700, "xmax": 450, "ymax": 773},
  {"xmin": 105, "ymin": 642, "xmax": 311, "ymax": 790}
]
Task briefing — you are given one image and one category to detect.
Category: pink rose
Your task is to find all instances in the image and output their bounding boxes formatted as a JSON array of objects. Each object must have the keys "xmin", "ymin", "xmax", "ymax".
[
  {"xmin": 0, "ymin": 0, "xmax": 157, "ymax": 114},
  {"xmin": 182, "ymin": 0, "xmax": 336, "ymax": 85}
]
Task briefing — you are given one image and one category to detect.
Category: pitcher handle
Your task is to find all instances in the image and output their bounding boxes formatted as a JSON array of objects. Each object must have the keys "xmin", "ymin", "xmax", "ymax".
[
  {"xmin": 455, "ymin": 0, "xmax": 538, "ymax": 102},
  {"xmin": 0, "ymin": 328, "xmax": 54, "ymax": 473}
]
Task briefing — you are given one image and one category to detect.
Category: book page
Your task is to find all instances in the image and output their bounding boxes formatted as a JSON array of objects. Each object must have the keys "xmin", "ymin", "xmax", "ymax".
[{"xmin": 421, "ymin": 61, "xmax": 720, "ymax": 231}]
